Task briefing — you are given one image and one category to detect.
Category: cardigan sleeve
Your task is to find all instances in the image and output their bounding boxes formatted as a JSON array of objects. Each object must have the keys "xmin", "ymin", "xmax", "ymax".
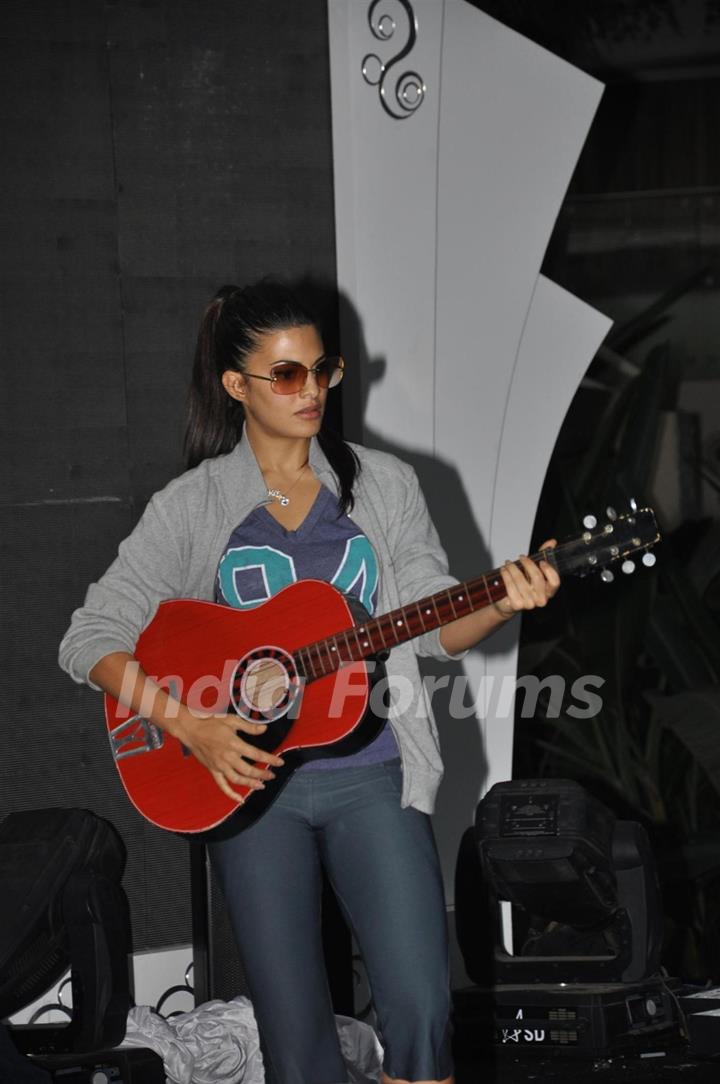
[
  {"xmin": 386, "ymin": 458, "xmax": 468, "ymax": 661},
  {"xmin": 58, "ymin": 490, "xmax": 187, "ymax": 689}
]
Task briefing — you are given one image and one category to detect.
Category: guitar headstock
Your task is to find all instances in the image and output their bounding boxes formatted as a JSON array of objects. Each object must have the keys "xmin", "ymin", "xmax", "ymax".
[{"xmin": 554, "ymin": 502, "xmax": 661, "ymax": 582}]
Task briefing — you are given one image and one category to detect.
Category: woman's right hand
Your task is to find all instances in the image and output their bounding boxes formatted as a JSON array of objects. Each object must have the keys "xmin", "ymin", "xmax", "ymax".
[{"xmin": 173, "ymin": 707, "xmax": 285, "ymax": 802}]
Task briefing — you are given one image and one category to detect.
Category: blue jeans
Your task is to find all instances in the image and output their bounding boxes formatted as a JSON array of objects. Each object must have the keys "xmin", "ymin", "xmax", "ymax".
[{"xmin": 208, "ymin": 760, "xmax": 453, "ymax": 1084}]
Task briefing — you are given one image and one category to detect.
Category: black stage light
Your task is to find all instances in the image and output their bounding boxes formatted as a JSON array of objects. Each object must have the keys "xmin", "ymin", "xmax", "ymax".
[
  {"xmin": 472, "ymin": 778, "xmax": 663, "ymax": 985},
  {"xmin": 453, "ymin": 780, "xmax": 680, "ymax": 1059}
]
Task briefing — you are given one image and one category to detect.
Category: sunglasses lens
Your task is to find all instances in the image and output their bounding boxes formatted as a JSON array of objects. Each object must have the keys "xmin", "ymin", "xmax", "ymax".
[
  {"xmin": 269, "ymin": 357, "xmax": 345, "ymax": 394},
  {"xmin": 270, "ymin": 363, "xmax": 306, "ymax": 395},
  {"xmin": 315, "ymin": 356, "xmax": 344, "ymax": 389}
]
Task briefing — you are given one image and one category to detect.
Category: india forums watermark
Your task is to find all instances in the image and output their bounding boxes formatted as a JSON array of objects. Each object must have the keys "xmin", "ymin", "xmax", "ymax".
[{"xmin": 114, "ymin": 659, "xmax": 604, "ymax": 723}]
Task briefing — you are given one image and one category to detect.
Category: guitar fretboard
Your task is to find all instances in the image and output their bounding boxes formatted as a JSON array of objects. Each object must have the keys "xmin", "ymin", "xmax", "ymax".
[{"xmin": 294, "ymin": 547, "xmax": 559, "ymax": 683}]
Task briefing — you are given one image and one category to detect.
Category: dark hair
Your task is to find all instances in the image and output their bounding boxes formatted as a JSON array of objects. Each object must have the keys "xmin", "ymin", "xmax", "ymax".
[{"xmin": 184, "ymin": 280, "xmax": 360, "ymax": 512}]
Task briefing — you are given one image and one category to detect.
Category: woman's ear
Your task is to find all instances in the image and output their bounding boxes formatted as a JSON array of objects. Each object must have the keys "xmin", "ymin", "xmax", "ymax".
[{"xmin": 222, "ymin": 370, "xmax": 246, "ymax": 402}]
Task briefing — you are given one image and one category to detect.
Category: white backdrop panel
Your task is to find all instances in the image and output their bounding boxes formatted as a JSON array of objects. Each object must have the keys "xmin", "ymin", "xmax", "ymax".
[
  {"xmin": 328, "ymin": 0, "xmax": 611, "ymax": 903},
  {"xmin": 328, "ymin": 0, "xmax": 445, "ymax": 445},
  {"xmin": 433, "ymin": 275, "xmax": 611, "ymax": 897}
]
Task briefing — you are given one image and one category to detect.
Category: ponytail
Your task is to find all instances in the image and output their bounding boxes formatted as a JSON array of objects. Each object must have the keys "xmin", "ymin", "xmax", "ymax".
[
  {"xmin": 183, "ymin": 279, "xmax": 360, "ymax": 513},
  {"xmin": 184, "ymin": 287, "xmax": 244, "ymax": 469}
]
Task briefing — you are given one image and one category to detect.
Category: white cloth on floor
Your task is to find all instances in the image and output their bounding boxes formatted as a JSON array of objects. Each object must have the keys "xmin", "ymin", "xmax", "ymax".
[
  {"xmin": 336, "ymin": 1014, "xmax": 384, "ymax": 1084},
  {"xmin": 123, "ymin": 997, "xmax": 383, "ymax": 1084}
]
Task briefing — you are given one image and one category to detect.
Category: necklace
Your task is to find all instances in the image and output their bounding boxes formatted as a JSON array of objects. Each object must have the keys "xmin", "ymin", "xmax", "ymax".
[{"xmin": 266, "ymin": 462, "xmax": 309, "ymax": 507}]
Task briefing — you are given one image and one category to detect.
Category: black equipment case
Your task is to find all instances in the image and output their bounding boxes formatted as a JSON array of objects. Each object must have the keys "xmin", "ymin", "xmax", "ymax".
[{"xmin": 0, "ymin": 807, "xmax": 131, "ymax": 1053}]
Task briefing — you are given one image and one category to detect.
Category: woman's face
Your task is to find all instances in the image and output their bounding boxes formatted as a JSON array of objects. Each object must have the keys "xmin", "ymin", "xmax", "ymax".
[{"xmin": 222, "ymin": 324, "xmax": 328, "ymax": 442}]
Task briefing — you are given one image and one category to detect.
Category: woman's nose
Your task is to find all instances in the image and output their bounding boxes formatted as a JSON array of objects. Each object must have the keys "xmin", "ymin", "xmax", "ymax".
[{"xmin": 299, "ymin": 368, "xmax": 321, "ymax": 397}]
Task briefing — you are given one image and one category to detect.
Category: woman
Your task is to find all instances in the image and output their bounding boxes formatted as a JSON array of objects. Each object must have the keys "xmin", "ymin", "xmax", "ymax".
[{"xmin": 59, "ymin": 281, "xmax": 559, "ymax": 1084}]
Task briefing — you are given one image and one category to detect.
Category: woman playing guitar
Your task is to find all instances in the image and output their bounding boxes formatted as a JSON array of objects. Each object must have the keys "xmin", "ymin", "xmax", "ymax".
[{"xmin": 59, "ymin": 281, "xmax": 559, "ymax": 1084}]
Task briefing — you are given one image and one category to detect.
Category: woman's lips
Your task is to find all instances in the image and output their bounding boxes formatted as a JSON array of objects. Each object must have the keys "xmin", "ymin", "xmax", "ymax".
[{"xmin": 296, "ymin": 406, "xmax": 321, "ymax": 418}]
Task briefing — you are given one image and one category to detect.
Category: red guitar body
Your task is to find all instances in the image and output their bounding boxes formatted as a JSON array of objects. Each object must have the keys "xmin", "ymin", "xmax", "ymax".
[{"xmin": 104, "ymin": 582, "xmax": 385, "ymax": 841}]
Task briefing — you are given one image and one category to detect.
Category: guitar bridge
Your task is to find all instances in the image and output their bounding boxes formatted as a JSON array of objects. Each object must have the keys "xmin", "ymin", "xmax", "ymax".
[{"xmin": 109, "ymin": 715, "xmax": 165, "ymax": 761}]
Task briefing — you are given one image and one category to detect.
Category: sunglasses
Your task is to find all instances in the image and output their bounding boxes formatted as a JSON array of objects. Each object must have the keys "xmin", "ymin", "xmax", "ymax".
[{"xmin": 243, "ymin": 355, "xmax": 345, "ymax": 396}]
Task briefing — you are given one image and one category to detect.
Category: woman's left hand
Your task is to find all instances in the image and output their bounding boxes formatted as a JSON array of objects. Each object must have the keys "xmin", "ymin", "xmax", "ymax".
[{"xmin": 494, "ymin": 538, "xmax": 561, "ymax": 618}]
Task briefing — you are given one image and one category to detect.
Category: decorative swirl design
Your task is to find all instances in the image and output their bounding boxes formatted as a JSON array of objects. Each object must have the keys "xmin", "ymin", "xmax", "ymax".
[{"xmin": 361, "ymin": 0, "xmax": 425, "ymax": 120}]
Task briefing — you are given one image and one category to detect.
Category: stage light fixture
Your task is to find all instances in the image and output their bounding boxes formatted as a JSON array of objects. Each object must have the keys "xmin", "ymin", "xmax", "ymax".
[
  {"xmin": 472, "ymin": 778, "xmax": 663, "ymax": 984},
  {"xmin": 452, "ymin": 780, "xmax": 682, "ymax": 1058}
]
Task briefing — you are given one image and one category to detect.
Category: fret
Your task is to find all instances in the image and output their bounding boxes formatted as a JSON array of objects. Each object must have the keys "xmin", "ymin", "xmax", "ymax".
[
  {"xmin": 304, "ymin": 646, "xmax": 318, "ymax": 677},
  {"xmin": 374, "ymin": 618, "xmax": 389, "ymax": 650},
  {"xmin": 462, "ymin": 581, "xmax": 477, "ymax": 613},
  {"xmin": 389, "ymin": 610, "xmax": 405, "ymax": 642},
  {"xmin": 540, "ymin": 547, "xmax": 559, "ymax": 572},
  {"xmin": 468, "ymin": 573, "xmax": 492, "ymax": 607},
  {"xmin": 350, "ymin": 624, "xmax": 365, "ymax": 658},
  {"xmin": 356, "ymin": 623, "xmax": 375, "ymax": 655},
  {"xmin": 325, "ymin": 637, "xmax": 340, "ymax": 671},
  {"xmin": 452, "ymin": 586, "xmax": 469, "ymax": 617},
  {"xmin": 445, "ymin": 589, "xmax": 459, "ymax": 620},
  {"xmin": 418, "ymin": 599, "xmax": 435, "ymax": 628},
  {"xmin": 414, "ymin": 601, "xmax": 428, "ymax": 633},
  {"xmin": 484, "ymin": 572, "xmax": 502, "ymax": 604},
  {"xmin": 472, "ymin": 575, "xmax": 492, "ymax": 608},
  {"xmin": 340, "ymin": 627, "xmax": 355, "ymax": 663},
  {"xmin": 295, "ymin": 647, "xmax": 310, "ymax": 681},
  {"xmin": 379, "ymin": 612, "xmax": 401, "ymax": 645},
  {"xmin": 328, "ymin": 635, "xmax": 341, "ymax": 665},
  {"xmin": 304, "ymin": 643, "xmax": 325, "ymax": 677},
  {"xmin": 400, "ymin": 613, "xmax": 419, "ymax": 640},
  {"xmin": 430, "ymin": 594, "xmax": 443, "ymax": 627},
  {"xmin": 317, "ymin": 638, "xmax": 332, "ymax": 672}
]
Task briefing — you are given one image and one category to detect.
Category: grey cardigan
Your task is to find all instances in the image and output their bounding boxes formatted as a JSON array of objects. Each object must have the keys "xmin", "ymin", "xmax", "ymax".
[{"xmin": 59, "ymin": 436, "xmax": 463, "ymax": 813}]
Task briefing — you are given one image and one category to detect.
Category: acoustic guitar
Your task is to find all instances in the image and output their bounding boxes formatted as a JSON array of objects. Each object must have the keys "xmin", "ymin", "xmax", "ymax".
[{"xmin": 105, "ymin": 506, "xmax": 660, "ymax": 840}]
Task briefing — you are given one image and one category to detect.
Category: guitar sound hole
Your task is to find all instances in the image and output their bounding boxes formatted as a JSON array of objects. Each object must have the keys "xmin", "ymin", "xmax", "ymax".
[
  {"xmin": 231, "ymin": 646, "xmax": 301, "ymax": 723},
  {"xmin": 244, "ymin": 658, "xmax": 289, "ymax": 712}
]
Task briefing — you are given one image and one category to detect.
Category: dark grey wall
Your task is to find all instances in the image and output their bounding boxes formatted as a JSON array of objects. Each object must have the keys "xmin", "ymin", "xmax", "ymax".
[{"xmin": 0, "ymin": 0, "xmax": 336, "ymax": 951}]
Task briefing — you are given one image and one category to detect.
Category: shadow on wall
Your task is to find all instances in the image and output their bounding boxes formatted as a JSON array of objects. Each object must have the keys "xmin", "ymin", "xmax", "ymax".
[{"xmin": 332, "ymin": 287, "xmax": 523, "ymax": 859}]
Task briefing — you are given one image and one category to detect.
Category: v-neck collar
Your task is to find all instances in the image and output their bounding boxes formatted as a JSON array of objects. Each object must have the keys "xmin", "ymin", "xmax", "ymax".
[
  {"xmin": 212, "ymin": 432, "xmax": 340, "ymax": 528},
  {"xmin": 258, "ymin": 483, "xmax": 334, "ymax": 539}
]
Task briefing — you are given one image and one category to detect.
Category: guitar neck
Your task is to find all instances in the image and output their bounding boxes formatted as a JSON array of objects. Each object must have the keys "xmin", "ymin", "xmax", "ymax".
[{"xmin": 296, "ymin": 546, "xmax": 559, "ymax": 683}]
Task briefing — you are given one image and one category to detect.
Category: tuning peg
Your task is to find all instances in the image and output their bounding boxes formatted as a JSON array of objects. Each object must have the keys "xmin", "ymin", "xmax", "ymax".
[
  {"xmin": 583, "ymin": 514, "xmax": 597, "ymax": 529},
  {"xmin": 629, "ymin": 497, "xmax": 638, "ymax": 512},
  {"xmin": 622, "ymin": 559, "xmax": 635, "ymax": 575},
  {"xmin": 600, "ymin": 569, "xmax": 614, "ymax": 583},
  {"xmin": 606, "ymin": 506, "xmax": 617, "ymax": 521},
  {"xmin": 642, "ymin": 551, "xmax": 656, "ymax": 567}
]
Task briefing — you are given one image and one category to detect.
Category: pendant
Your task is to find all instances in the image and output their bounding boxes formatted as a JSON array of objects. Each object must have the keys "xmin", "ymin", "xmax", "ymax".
[{"xmin": 267, "ymin": 488, "xmax": 290, "ymax": 507}]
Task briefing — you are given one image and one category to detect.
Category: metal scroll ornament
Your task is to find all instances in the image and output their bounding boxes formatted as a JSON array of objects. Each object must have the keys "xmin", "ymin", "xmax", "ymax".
[{"xmin": 361, "ymin": 0, "xmax": 426, "ymax": 120}]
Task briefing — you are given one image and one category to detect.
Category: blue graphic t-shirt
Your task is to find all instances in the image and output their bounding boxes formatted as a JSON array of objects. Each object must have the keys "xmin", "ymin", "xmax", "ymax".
[{"xmin": 215, "ymin": 485, "xmax": 399, "ymax": 768}]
